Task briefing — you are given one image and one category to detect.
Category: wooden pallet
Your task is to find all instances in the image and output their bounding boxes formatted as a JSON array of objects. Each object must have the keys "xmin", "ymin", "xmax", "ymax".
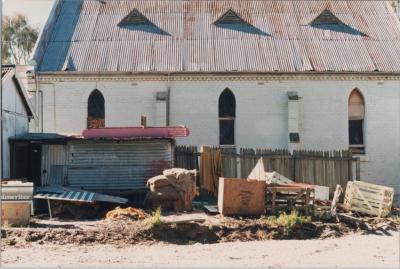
[
  {"xmin": 344, "ymin": 181, "xmax": 394, "ymax": 218},
  {"xmin": 266, "ymin": 183, "xmax": 315, "ymax": 215}
]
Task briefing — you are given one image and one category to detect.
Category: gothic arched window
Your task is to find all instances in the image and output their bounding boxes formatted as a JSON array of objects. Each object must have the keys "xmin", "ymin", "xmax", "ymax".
[
  {"xmin": 348, "ymin": 89, "xmax": 365, "ymax": 153},
  {"xmin": 219, "ymin": 89, "xmax": 236, "ymax": 145},
  {"xmin": 87, "ymin": 89, "xmax": 105, "ymax": 129}
]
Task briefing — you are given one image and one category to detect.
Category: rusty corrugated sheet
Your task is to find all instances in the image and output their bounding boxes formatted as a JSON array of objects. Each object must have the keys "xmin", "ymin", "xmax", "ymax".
[
  {"xmin": 41, "ymin": 144, "xmax": 68, "ymax": 186},
  {"xmin": 35, "ymin": 0, "xmax": 400, "ymax": 73},
  {"xmin": 67, "ymin": 140, "xmax": 173, "ymax": 190}
]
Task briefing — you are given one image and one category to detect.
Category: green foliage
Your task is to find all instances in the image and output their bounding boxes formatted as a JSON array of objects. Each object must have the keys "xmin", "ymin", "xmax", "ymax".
[
  {"xmin": 264, "ymin": 211, "xmax": 311, "ymax": 231},
  {"xmin": 145, "ymin": 207, "xmax": 164, "ymax": 229},
  {"xmin": 2, "ymin": 14, "xmax": 39, "ymax": 64}
]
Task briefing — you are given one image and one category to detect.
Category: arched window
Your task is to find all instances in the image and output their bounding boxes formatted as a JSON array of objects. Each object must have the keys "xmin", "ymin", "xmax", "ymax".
[
  {"xmin": 348, "ymin": 89, "xmax": 365, "ymax": 153},
  {"xmin": 219, "ymin": 89, "xmax": 235, "ymax": 145},
  {"xmin": 87, "ymin": 89, "xmax": 105, "ymax": 129}
]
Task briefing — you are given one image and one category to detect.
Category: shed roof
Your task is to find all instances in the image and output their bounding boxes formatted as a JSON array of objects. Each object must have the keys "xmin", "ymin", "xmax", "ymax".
[
  {"xmin": 33, "ymin": 0, "xmax": 400, "ymax": 73},
  {"xmin": 2, "ymin": 65, "xmax": 35, "ymax": 118},
  {"xmin": 1, "ymin": 65, "xmax": 15, "ymax": 78}
]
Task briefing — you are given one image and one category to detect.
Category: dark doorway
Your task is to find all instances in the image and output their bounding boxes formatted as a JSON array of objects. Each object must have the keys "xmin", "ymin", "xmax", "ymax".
[
  {"xmin": 29, "ymin": 144, "xmax": 42, "ymax": 186},
  {"xmin": 10, "ymin": 142, "xmax": 42, "ymax": 186}
]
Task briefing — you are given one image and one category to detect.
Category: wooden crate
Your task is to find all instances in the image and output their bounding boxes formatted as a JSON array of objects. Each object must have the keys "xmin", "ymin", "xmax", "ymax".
[
  {"xmin": 266, "ymin": 183, "xmax": 315, "ymax": 215},
  {"xmin": 218, "ymin": 177, "xmax": 266, "ymax": 216},
  {"xmin": 344, "ymin": 181, "xmax": 394, "ymax": 217}
]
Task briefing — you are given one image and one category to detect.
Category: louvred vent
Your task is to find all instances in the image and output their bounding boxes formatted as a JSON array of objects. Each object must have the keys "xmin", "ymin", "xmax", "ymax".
[
  {"xmin": 214, "ymin": 9, "xmax": 248, "ymax": 24},
  {"xmin": 311, "ymin": 9, "xmax": 343, "ymax": 25},
  {"xmin": 310, "ymin": 9, "xmax": 365, "ymax": 36},
  {"xmin": 119, "ymin": 9, "xmax": 152, "ymax": 26}
]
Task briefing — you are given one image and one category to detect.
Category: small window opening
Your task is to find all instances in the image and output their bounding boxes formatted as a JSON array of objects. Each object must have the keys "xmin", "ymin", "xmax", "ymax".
[
  {"xmin": 87, "ymin": 89, "xmax": 105, "ymax": 129},
  {"xmin": 219, "ymin": 88, "xmax": 236, "ymax": 145},
  {"xmin": 348, "ymin": 89, "xmax": 365, "ymax": 154}
]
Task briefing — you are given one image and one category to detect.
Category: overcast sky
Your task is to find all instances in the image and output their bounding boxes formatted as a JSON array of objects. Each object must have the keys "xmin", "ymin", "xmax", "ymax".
[{"xmin": 3, "ymin": 0, "xmax": 54, "ymax": 28}]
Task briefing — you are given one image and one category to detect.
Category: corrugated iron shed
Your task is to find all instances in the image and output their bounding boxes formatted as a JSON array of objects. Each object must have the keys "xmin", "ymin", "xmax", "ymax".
[
  {"xmin": 33, "ymin": 0, "xmax": 400, "ymax": 73},
  {"xmin": 2, "ymin": 65, "xmax": 35, "ymax": 118},
  {"xmin": 10, "ymin": 131, "xmax": 176, "ymax": 191}
]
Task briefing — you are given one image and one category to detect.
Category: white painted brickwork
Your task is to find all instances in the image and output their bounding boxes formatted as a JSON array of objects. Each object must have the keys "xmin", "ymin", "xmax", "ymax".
[{"xmin": 34, "ymin": 76, "xmax": 400, "ymax": 201}]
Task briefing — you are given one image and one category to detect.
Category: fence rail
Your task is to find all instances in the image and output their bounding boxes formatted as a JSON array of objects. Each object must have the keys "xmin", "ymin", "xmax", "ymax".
[{"xmin": 174, "ymin": 146, "xmax": 359, "ymax": 191}]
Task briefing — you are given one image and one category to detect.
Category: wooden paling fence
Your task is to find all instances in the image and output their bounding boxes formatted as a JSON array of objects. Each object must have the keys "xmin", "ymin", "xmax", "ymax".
[{"xmin": 175, "ymin": 146, "xmax": 360, "ymax": 191}]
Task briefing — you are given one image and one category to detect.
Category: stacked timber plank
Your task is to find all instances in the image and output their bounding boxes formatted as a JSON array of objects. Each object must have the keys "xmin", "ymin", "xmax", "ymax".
[{"xmin": 344, "ymin": 181, "xmax": 394, "ymax": 218}]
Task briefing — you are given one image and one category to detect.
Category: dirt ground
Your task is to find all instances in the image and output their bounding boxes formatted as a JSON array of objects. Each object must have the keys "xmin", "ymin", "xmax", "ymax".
[
  {"xmin": 2, "ymin": 231, "xmax": 399, "ymax": 268},
  {"xmin": 1, "ymin": 210, "xmax": 399, "ymax": 267},
  {"xmin": 0, "ymin": 212, "xmax": 353, "ymax": 247}
]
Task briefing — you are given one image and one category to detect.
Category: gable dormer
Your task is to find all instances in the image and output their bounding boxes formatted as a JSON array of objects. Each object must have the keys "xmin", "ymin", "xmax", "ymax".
[
  {"xmin": 118, "ymin": 9, "xmax": 152, "ymax": 26},
  {"xmin": 118, "ymin": 8, "xmax": 169, "ymax": 35},
  {"xmin": 310, "ymin": 9, "xmax": 365, "ymax": 36},
  {"xmin": 214, "ymin": 9, "xmax": 247, "ymax": 25},
  {"xmin": 213, "ymin": 8, "xmax": 269, "ymax": 36},
  {"xmin": 311, "ymin": 9, "xmax": 343, "ymax": 25}
]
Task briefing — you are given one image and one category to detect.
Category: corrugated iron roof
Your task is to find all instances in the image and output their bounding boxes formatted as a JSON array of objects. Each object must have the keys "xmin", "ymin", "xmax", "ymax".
[
  {"xmin": 33, "ymin": 0, "xmax": 400, "ymax": 73},
  {"xmin": 1, "ymin": 65, "xmax": 15, "ymax": 79},
  {"xmin": 34, "ymin": 186, "xmax": 128, "ymax": 203},
  {"xmin": 34, "ymin": 188, "xmax": 97, "ymax": 203}
]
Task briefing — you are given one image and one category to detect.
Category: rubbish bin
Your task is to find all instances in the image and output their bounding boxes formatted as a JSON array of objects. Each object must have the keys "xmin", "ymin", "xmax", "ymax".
[{"xmin": 1, "ymin": 180, "xmax": 34, "ymax": 226}]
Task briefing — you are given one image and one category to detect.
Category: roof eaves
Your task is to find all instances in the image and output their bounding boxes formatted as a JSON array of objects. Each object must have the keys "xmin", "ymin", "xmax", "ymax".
[
  {"xmin": 30, "ymin": 0, "xmax": 64, "ymax": 69},
  {"xmin": 12, "ymin": 74, "xmax": 36, "ymax": 119},
  {"xmin": 1, "ymin": 65, "xmax": 15, "ymax": 80},
  {"xmin": 34, "ymin": 70, "xmax": 400, "ymax": 77}
]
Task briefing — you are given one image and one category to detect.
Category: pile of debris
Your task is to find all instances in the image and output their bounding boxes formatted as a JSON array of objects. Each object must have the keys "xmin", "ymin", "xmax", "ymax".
[
  {"xmin": 215, "ymin": 157, "xmax": 397, "ymax": 233},
  {"xmin": 146, "ymin": 168, "xmax": 197, "ymax": 211},
  {"xmin": 105, "ymin": 207, "xmax": 147, "ymax": 221}
]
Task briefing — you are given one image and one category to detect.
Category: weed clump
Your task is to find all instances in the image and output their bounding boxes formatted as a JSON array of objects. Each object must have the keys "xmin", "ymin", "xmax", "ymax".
[
  {"xmin": 264, "ymin": 211, "xmax": 311, "ymax": 232},
  {"xmin": 145, "ymin": 207, "xmax": 164, "ymax": 229}
]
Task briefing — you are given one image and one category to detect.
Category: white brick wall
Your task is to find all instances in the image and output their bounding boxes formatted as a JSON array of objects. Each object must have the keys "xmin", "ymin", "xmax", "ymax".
[{"xmin": 33, "ymin": 75, "xmax": 400, "ymax": 201}]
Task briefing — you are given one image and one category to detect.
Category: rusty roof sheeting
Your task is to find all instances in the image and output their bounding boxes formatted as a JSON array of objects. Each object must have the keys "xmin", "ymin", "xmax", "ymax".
[{"xmin": 34, "ymin": 0, "xmax": 400, "ymax": 73}]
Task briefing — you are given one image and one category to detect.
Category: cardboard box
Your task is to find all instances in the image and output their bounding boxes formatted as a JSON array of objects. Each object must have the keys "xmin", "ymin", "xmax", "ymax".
[
  {"xmin": 218, "ymin": 177, "xmax": 266, "ymax": 216},
  {"xmin": 1, "ymin": 202, "xmax": 31, "ymax": 226}
]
